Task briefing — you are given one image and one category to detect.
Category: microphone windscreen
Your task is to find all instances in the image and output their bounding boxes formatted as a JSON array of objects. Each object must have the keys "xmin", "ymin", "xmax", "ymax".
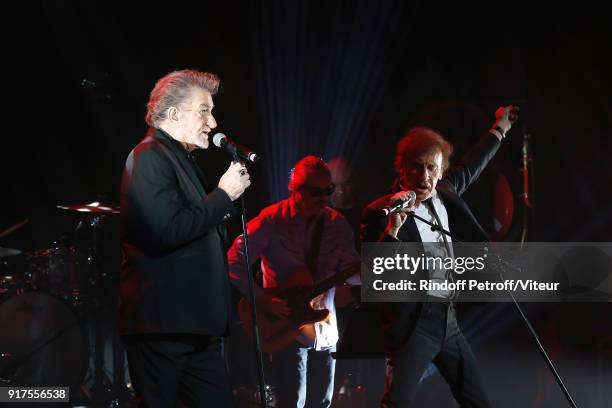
[{"xmin": 212, "ymin": 133, "xmax": 226, "ymax": 147}]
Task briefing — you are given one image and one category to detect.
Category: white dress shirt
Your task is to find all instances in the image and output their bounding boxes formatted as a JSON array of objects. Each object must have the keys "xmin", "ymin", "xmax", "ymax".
[{"xmin": 413, "ymin": 192, "xmax": 454, "ymax": 299}]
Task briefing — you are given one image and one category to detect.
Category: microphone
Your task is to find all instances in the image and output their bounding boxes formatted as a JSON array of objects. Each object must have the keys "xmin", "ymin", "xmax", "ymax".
[
  {"xmin": 381, "ymin": 191, "xmax": 417, "ymax": 216},
  {"xmin": 212, "ymin": 133, "xmax": 260, "ymax": 163}
]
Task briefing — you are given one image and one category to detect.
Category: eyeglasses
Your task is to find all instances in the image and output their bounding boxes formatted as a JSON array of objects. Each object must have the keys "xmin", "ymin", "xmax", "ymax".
[{"xmin": 300, "ymin": 183, "xmax": 336, "ymax": 197}]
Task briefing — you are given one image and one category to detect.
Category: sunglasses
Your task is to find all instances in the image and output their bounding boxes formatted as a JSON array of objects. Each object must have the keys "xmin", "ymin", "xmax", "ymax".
[{"xmin": 300, "ymin": 183, "xmax": 336, "ymax": 197}]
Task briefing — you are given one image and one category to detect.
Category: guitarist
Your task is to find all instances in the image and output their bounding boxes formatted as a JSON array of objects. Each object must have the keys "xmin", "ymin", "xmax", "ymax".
[{"xmin": 228, "ymin": 155, "xmax": 361, "ymax": 408}]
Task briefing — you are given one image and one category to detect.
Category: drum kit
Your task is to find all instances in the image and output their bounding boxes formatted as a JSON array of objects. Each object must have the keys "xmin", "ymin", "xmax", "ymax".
[{"xmin": 0, "ymin": 202, "xmax": 132, "ymax": 406}]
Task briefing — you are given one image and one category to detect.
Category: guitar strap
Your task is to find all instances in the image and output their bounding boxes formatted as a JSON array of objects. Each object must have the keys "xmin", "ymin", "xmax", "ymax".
[{"xmin": 305, "ymin": 214, "xmax": 326, "ymax": 281}]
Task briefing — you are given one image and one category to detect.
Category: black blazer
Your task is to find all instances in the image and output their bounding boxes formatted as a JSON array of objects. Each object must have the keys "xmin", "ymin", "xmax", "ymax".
[
  {"xmin": 360, "ymin": 132, "xmax": 500, "ymax": 354},
  {"xmin": 119, "ymin": 128, "xmax": 236, "ymax": 336}
]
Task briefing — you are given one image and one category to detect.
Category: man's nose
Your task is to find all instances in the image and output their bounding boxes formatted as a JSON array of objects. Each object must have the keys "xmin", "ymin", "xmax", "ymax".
[
  {"xmin": 416, "ymin": 167, "xmax": 428, "ymax": 180},
  {"xmin": 208, "ymin": 114, "xmax": 217, "ymax": 129}
]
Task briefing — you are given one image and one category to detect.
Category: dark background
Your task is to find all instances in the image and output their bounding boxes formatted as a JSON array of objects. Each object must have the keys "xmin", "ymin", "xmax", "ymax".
[{"xmin": 2, "ymin": 1, "xmax": 612, "ymax": 407}]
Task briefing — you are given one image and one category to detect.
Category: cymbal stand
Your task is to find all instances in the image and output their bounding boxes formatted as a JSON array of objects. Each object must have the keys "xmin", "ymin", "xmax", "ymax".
[{"xmin": 86, "ymin": 215, "xmax": 131, "ymax": 406}]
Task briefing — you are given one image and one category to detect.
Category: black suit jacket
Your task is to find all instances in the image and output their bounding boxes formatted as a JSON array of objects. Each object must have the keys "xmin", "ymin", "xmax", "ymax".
[
  {"xmin": 119, "ymin": 128, "xmax": 236, "ymax": 336},
  {"xmin": 360, "ymin": 132, "xmax": 500, "ymax": 354}
]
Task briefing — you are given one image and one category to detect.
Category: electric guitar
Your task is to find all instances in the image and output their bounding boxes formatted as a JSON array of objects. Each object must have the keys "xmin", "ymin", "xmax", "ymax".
[{"xmin": 238, "ymin": 263, "xmax": 360, "ymax": 353}]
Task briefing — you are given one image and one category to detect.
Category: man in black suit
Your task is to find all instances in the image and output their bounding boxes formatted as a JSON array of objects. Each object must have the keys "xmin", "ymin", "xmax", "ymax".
[
  {"xmin": 119, "ymin": 69, "xmax": 251, "ymax": 407},
  {"xmin": 361, "ymin": 106, "xmax": 518, "ymax": 407}
]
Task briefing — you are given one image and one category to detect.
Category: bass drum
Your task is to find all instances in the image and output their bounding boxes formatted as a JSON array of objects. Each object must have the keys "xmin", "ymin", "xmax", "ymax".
[
  {"xmin": 26, "ymin": 245, "xmax": 90, "ymax": 300},
  {"xmin": 0, "ymin": 291, "xmax": 88, "ymax": 389}
]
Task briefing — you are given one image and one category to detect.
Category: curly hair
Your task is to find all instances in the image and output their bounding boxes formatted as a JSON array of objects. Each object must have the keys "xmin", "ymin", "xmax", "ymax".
[
  {"xmin": 394, "ymin": 126, "xmax": 453, "ymax": 174},
  {"xmin": 391, "ymin": 126, "xmax": 453, "ymax": 191}
]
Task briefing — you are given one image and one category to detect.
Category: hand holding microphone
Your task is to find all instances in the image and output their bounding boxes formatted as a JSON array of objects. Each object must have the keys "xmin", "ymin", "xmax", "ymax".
[
  {"xmin": 213, "ymin": 132, "xmax": 258, "ymax": 200},
  {"xmin": 218, "ymin": 162, "xmax": 251, "ymax": 201},
  {"xmin": 382, "ymin": 190, "xmax": 417, "ymax": 216},
  {"xmin": 383, "ymin": 190, "xmax": 416, "ymax": 238}
]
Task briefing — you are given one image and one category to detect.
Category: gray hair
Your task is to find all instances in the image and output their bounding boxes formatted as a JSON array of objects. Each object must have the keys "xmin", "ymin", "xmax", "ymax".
[{"xmin": 145, "ymin": 70, "xmax": 220, "ymax": 127}]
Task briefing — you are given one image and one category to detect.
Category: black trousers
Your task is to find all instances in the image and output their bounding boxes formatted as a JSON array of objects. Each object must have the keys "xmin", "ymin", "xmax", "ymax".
[
  {"xmin": 123, "ymin": 333, "xmax": 233, "ymax": 408},
  {"xmin": 381, "ymin": 301, "xmax": 491, "ymax": 408}
]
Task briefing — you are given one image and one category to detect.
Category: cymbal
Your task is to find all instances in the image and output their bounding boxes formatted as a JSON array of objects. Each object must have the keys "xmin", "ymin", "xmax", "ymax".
[
  {"xmin": 0, "ymin": 247, "xmax": 21, "ymax": 258},
  {"xmin": 57, "ymin": 201, "xmax": 119, "ymax": 214}
]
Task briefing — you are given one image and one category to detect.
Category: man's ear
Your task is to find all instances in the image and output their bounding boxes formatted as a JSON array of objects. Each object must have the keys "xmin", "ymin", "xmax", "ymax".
[{"xmin": 167, "ymin": 106, "xmax": 180, "ymax": 122}]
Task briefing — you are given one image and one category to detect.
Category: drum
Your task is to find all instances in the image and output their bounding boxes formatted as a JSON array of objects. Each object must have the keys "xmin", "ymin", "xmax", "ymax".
[
  {"xmin": 0, "ymin": 253, "xmax": 27, "ymax": 295},
  {"xmin": 0, "ymin": 274, "xmax": 26, "ymax": 295},
  {"xmin": 0, "ymin": 291, "xmax": 89, "ymax": 389},
  {"xmin": 26, "ymin": 246, "xmax": 89, "ymax": 299}
]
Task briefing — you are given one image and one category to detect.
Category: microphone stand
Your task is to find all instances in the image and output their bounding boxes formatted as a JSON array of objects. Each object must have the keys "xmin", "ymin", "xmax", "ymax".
[
  {"xmin": 406, "ymin": 211, "xmax": 580, "ymax": 408},
  {"xmin": 407, "ymin": 211, "xmax": 463, "ymax": 242},
  {"xmin": 232, "ymin": 152, "xmax": 268, "ymax": 408},
  {"xmin": 493, "ymin": 256, "xmax": 578, "ymax": 408}
]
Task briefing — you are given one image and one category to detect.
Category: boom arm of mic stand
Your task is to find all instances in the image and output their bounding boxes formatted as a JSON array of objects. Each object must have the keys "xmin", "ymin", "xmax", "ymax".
[{"xmin": 407, "ymin": 211, "xmax": 465, "ymax": 242}]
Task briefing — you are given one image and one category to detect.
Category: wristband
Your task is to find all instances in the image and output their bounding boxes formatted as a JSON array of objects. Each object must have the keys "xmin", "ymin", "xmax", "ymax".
[{"xmin": 490, "ymin": 125, "xmax": 505, "ymax": 139}]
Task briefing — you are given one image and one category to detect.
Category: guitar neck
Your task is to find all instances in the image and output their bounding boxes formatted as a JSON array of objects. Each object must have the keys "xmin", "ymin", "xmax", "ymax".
[{"xmin": 303, "ymin": 264, "xmax": 359, "ymax": 300}]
